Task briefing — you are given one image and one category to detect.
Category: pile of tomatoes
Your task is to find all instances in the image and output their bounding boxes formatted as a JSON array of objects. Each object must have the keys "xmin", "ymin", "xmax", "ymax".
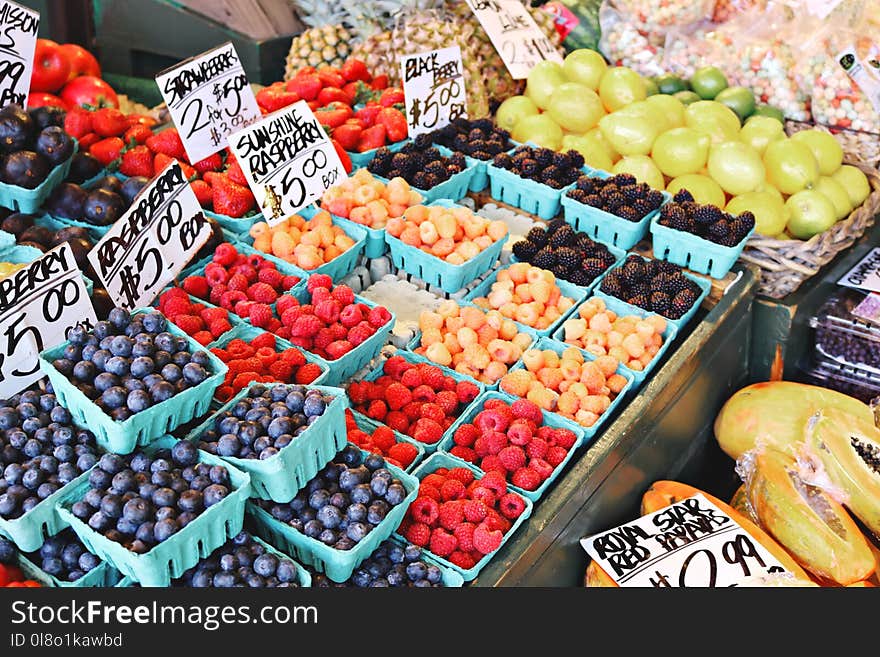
[{"xmin": 28, "ymin": 38, "xmax": 119, "ymax": 110}]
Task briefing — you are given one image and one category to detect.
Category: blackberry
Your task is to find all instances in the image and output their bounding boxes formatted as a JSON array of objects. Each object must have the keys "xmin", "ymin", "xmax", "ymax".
[
  {"xmin": 549, "ymin": 224, "xmax": 575, "ymax": 247},
  {"xmin": 545, "ymin": 178, "xmax": 564, "ymax": 189},
  {"xmin": 453, "ymin": 134, "xmax": 469, "ymax": 151},
  {"xmin": 720, "ymin": 233, "xmax": 741, "ymax": 247},
  {"xmin": 471, "ymin": 150, "xmax": 492, "ymax": 161},
  {"xmin": 604, "ymin": 192, "xmax": 626, "ymax": 211},
  {"xmin": 424, "ymin": 160, "xmax": 448, "ymax": 180},
  {"xmin": 385, "ymin": 169, "xmax": 402, "ymax": 179},
  {"xmin": 737, "ymin": 211, "xmax": 756, "ymax": 233},
  {"xmin": 512, "ymin": 240, "xmax": 538, "ymax": 261},
  {"xmin": 628, "ymin": 293, "xmax": 650, "ymax": 309},
  {"xmin": 519, "ymin": 159, "xmax": 539, "ymax": 178},
  {"xmin": 643, "ymin": 259, "xmax": 661, "ymax": 278},
  {"xmin": 617, "ymin": 205, "xmax": 640, "ymax": 222},
  {"xmin": 612, "ymin": 173, "xmax": 637, "ymax": 186},
  {"xmin": 552, "ymin": 264, "xmax": 571, "ymax": 279},
  {"xmin": 526, "ymin": 226, "xmax": 548, "ymax": 246},
  {"xmin": 621, "ymin": 185, "xmax": 642, "ymax": 203},
  {"xmin": 449, "ymin": 152, "xmax": 467, "ymax": 169},
  {"xmin": 552, "ymin": 152, "xmax": 571, "ymax": 169},
  {"xmin": 599, "ymin": 185, "xmax": 618, "ymax": 200},
  {"xmin": 707, "ymin": 219, "xmax": 729, "ymax": 242},
  {"xmin": 555, "ymin": 247, "xmax": 582, "ymax": 269},
  {"xmin": 541, "ymin": 165, "xmax": 561, "ymax": 183},
  {"xmin": 694, "ymin": 204, "xmax": 724, "ymax": 225},
  {"xmin": 669, "ymin": 289, "xmax": 698, "ymax": 319},
  {"xmin": 600, "ymin": 273, "xmax": 624, "ymax": 297},
  {"xmin": 567, "ymin": 188, "xmax": 589, "ymax": 203},
  {"xmin": 575, "ymin": 176, "xmax": 595, "ymax": 193},
  {"xmin": 575, "ymin": 234, "xmax": 597, "ymax": 252},
  {"xmin": 673, "ymin": 189, "xmax": 694, "ymax": 203},
  {"xmin": 413, "ymin": 134, "xmax": 433, "ymax": 149},
  {"xmin": 646, "ymin": 190, "xmax": 664, "ymax": 207},
  {"xmin": 633, "ymin": 198, "xmax": 653, "ymax": 217},
  {"xmin": 493, "ymin": 153, "xmax": 514, "ymax": 169},
  {"xmin": 411, "ymin": 172, "xmax": 430, "ymax": 189},
  {"xmin": 371, "ymin": 149, "xmax": 393, "ymax": 171},
  {"xmin": 583, "ymin": 257, "xmax": 609, "ymax": 278},
  {"xmin": 600, "ymin": 249, "xmax": 618, "ymax": 267},
  {"xmin": 657, "ymin": 260, "xmax": 682, "ymax": 275},
  {"xmin": 468, "ymin": 128, "xmax": 483, "ymax": 142},
  {"xmin": 663, "ymin": 273, "xmax": 692, "ymax": 295},
  {"xmin": 631, "ymin": 281, "xmax": 651, "ymax": 298},
  {"xmin": 390, "ymin": 152, "xmax": 409, "ymax": 170},
  {"xmin": 534, "ymin": 148, "xmax": 554, "ymax": 167},
  {"xmin": 547, "ymin": 218, "xmax": 567, "ymax": 233},
  {"xmin": 584, "ymin": 194, "xmax": 602, "ymax": 207},
  {"xmin": 650, "ymin": 291, "xmax": 671, "ymax": 314},
  {"xmin": 619, "ymin": 260, "xmax": 645, "ymax": 285},
  {"xmin": 532, "ymin": 247, "xmax": 556, "ymax": 270},
  {"xmin": 567, "ymin": 151, "xmax": 585, "ymax": 169}
]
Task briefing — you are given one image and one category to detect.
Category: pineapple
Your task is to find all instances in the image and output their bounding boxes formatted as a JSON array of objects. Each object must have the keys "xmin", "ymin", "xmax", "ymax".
[{"xmin": 285, "ymin": 1, "xmax": 354, "ymax": 78}]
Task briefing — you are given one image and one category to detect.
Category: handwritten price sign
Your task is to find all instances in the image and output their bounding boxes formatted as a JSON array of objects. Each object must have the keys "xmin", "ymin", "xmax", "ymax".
[
  {"xmin": 0, "ymin": 243, "xmax": 96, "ymax": 397},
  {"xmin": 465, "ymin": 0, "xmax": 562, "ymax": 80},
  {"xmin": 0, "ymin": 0, "xmax": 38, "ymax": 109},
  {"xmin": 88, "ymin": 161, "xmax": 211, "ymax": 310},
  {"xmin": 400, "ymin": 46, "xmax": 467, "ymax": 138},
  {"xmin": 580, "ymin": 494, "xmax": 790, "ymax": 587},
  {"xmin": 228, "ymin": 100, "xmax": 347, "ymax": 227},
  {"xmin": 155, "ymin": 41, "xmax": 261, "ymax": 164}
]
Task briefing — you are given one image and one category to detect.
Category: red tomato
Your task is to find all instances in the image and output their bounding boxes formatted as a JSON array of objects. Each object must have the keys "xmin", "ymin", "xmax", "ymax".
[
  {"xmin": 30, "ymin": 39, "xmax": 71, "ymax": 93},
  {"xmin": 59, "ymin": 75, "xmax": 118, "ymax": 109},
  {"xmin": 59, "ymin": 43, "xmax": 101, "ymax": 80},
  {"xmin": 26, "ymin": 91, "xmax": 68, "ymax": 110}
]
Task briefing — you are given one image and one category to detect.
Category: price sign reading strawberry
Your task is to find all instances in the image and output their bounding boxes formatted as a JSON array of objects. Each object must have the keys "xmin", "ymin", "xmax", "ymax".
[
  {"xmin": 88, "ymin": 161, "xmax": 212, "ymax": 310},
  {"xmin": 0, "ymin": 0, "xmax": 39, "ymax": 109},
  {"xmin": 155, "ymin": 41, "xmax": 261, "ymax": 164},
  {"xmin": 0, "ymin": 243, "xmax": 96, "ymax": 398},
  {"xmin": 465, "ymin": 0, "xmax": 562, "ymax": 80},
  {"xmin": 399, "ymin": 46, "xmax": 467, "ymax": 138},
  {"xmin": 228, "ymin": 99, "xmax": 348, "ymax": 227}
]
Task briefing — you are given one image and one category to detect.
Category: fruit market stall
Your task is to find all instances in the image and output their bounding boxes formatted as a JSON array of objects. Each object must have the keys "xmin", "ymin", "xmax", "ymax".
[{"xmin": 0, "ymin": 0, "xmax": 875, "ymax": 591}]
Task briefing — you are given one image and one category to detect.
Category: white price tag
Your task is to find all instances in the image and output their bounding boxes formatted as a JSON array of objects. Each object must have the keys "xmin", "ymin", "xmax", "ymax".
[
  {"xmin": 580, "ymin": 494, "xmax": 790, "ymax": 587},
  {"xmin": 465, "ymin": 0, "xmax": 563, "ymax": 80},
  {"xmin": 400, "ymin": 46, "xmax": 468, "ymax": 137},
  {"xmin": 0, "ymin": 243, "xmax": 96, "ymax": 398},
  {"xmin": 88, "ymin": 161, "xmax": 212, "ymax": 310},
  {"xmin": 155, "ymin": 42, "xmax": 261, "ymax": 164},
  {"xmin": 838, "ymin": 246, "xmax": 880, "ymax": 293},
  {"xmin": 227, "ymin": 100, "xmax": 347, "ymax": 227},
  {"xmin": 0, "ymin": 0, "xmax": 39, "ymax": 109},
  {"xmin": 837, "ymin": 47, "xmax": 880, "ymax": 116}
]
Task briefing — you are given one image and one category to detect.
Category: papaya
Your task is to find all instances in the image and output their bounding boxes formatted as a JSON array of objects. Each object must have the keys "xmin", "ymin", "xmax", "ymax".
[
  {"xmin": 743, "ymin": 448, "xmax": 877, "ymax": 585},
  {"xmin": 729, "ymin": 485, "xmax": 758, "ymax": 524},
  {"xmin": 641, "ymin": 480, "xmax": 810, "ymax": 580},
  {"xmin": 584, "ymin": 561, "xmax": 617, "ymax": 587},
  {"xmin": 805, "ymin": 407, "xmax": 880, "ymax": 538},
  {"xmin": 714, "ymin": 381, "xmax": 873, "ymax": 460},
  {"xmin": 847, "ymin": 580, "xmax": 876, "ymax": 587}
]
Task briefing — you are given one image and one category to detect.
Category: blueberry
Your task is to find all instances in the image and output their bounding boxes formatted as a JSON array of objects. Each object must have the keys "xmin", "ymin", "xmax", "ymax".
[
  {"xmin": 97, "ymin": 453, "xmax": 125, "ymax": 475},
  {"xmin": 127, "ymin": 453, "xmax": 150, "ymax": 473},
  {"xmin": 364, "ymin": 453, "xmax": 385, "ymax": 472},
  {"xmin": 173, "ymin": 337, "xmax": 189, "ymax": 353},
  {"xmin": 285, "ymin": 391, "xmax": 304, "ymax": 413},
  {"xmin": 37, "ymin": 482, "xmax": 58, "ymax": 499},
  {"xmin": 215, "ymin": 433, "xmax": 239, "ymax": 457},
  {"xmin": 154, "ymin": 506, "xmax": 176, "ymax": 522},
  {"xmin": 111, "ymin": 470, "xmax": 137, "ymax": 494},
  {"xmin": 172, "ymin": 352, "xmax": 191, "ymax": 369},
  {"xmin": 82, "ymin": 488, "xmax": 103, "ymax": 509},
  {"xmin": 171, "ymin": 440, "xmax": 198, "ymax": 467},
  {"xmin": 99, "ymin": 336, "xmax": 114, "ymax": 351},
  {"xmin": 57, "ymin": 463, "xmax": 78, "ymax": 485},
  {"xmin": 7, "ymin": 429, "xmax": 26, "ymax": 449},
  {"xmin": 318, "ymin": 529, "xmax": 338, "ymax": 545},
  {"xmin": 69, "ymin": 360, "xmax": 94, "ymax": 382},
  {"xmin": 40, "ymin": 536, "xmax": 65, "ymax": 559},
  {"xmin": 61, "ymin": 543, "xmax": 84, "ymax": 569},
  {"xmin": 100, "ymin": 493, "xmax": 123, "ymax": 519},
  {"xmin": 116, "ymin": 516, "xmax": 140, "ymax": 535},
  {"xmin": 3, "ymin": 463, "xmax": 23, "ymax": 485},
  {"xmin": 0, "ymin": 493, "xmax": 21, "ymax": 517},
  {"xmin": 120, "ymin": 497, "xmax": 150, "ymax": 524},
  {"xmin": 123, "ymin": 378, "xmax": 145, "ymax": 393},
  {"xmin": 124, "ymin": 320, "xmax": 144, "ymax": 338},
  {"xmin": 203, "ymin": 484, "xmax": 228, "ymax": 507},
  {"xmin": 367, "ymin": 500, "xmax": 389, "ymax": 525},
  {"xmin": 81, "ymin": 343, "xmax": 98, "ymax": 362},
  {"xmin": 252, "ymin": 552, "xmax": 278, "ymax": 578},
  {"xmin": 0, "ymin": 538, "xmax": 15, "ymax": 564},
  {"xmin": 274, "ymin": 435, "xmax": 293, "ymax": 450},
  {"xmin": 316, "ymin": 504, "xmax": 342, "ymax": 529},
  {"xmin": 109, "ymin": 335, "xmax": 133, "ymax": 358},
  {"xmin": 153, "ymin": 351, "xmax": 172, "ymax": 369},
  {"xmin": 267, "ymin": 417, "xmax": 293, "ymax": 440},
  {"xmin": 91, "ymin": 349, "xmax": 111, "ymax": 370},
  {"xmin": 385, "ymin": 483, "xmax": 407, "ymax": 506},
  {"xmin": 169, "ymin": 476, "xmax": 188, "ymax": 494},
  {"xmin": 387, "ymin": 567, "xmax": 406, "ymax": 587},
  {"xmin": 405, "ymin": 561, "xmax": 427, "ymax": 581},
  {"xmin": 87, "ymin": 511, "xmax": 110, "ymax": 532},
  {"xmin": 152, "ymin": 487, "xmax": 176, "ymax": 508},
  {"xmin": 350, "ymin": 484, "xmax": 372, "ymax": 506},
  {"xmin": 181, "ymin": 363, "xmax": 208, "ymax": 385},
  {"xmin": 177, "ymin": 490, "xmax": 203, "ymax": 513},
  {"xmin": 22, "ymin": 438, "xmax": 42, "ymax": 458},
  {"xmin": 338, "ymin": 467, "xmax": 366, "ymax": 492},
  {"xmin": 303, "ymin": 396, "xmax": 326, "ymax": 417},
  {"xmin": 404, "ymin": 544, "xmax": 421, "ymax": 562},
  {"xmin": 135, "ymin": 521, "xmax": 155, "ymax": 544},
  {"xmin": 346, "ymin": 522, "xmax": 369, "ymax": 543},
  {"xmin": 160, "ymin": 364, "xmax": 182, "ymax": 383},
  {"xmin": 308, "ymin": 489, "xmax": 330, "ymax": 510},
  {"xmin": 253, "ymin": 435, "xmax": 272, "ymax": 454},
  {"xmin": 130, "ymin": 356, "xmax": 154, "ymax": 379},
  {"xmin": 131, "ymin": 342, "xmax": 155, "ymax": 359},
  {"xmin": 21, "ymin": 496, "xmax": 39, "ymax": 513},
  {"xmin": 126, "ymin": 389, "xmax": 151, "ymax": 413},
  {"xmin": 370, "ymin": 476, "xmax": 389, "ymax": 497},
  {"xmin": 63, "ymin": 344, "xmax": 83, "ymax": 362},
  {"xmin": 191, "ymin": 351, "xmax": 211, "ymax": 368},
  {"xmin": 208, "ymin": 466, "xmax": 229, "ymax": 485},
  {"xmin": 152, "ymin": 332, "xmax": 173, "ymax": 352},
  {"xmin": 108, "ymin": 307, "xmax": 130, "ymax": 330},
  {"xmin": 339, "ymin": 446, "xmax": 362, "ymax": 467},
  {"xmin": 346, "ymin": 503, "xmax": 367, "ymax": 523},
  {"xmin": 351, "ymin": 568, "xmax": 372, "ymax": 587},
  {"xmin": 40, "ymin": 556, "xmax": 64, "ymax": 577},
  {"xmin": 22, "ymin": 468, "xmax": 45, "ymax": 491},
  {"xmin": 142, "ymin": 374, "xmax": 163, "ymax": 391},
  {"xmin": 92, "ymin": 372, "xmax": 118, "ymax": 393},
  {"xmin": 329, "ymin": 492, "xmax": 349, "ymax": 509},
  {"xmin": 88, "ymin": 468, "xmax": 112, "ymax": 491},
  {"xmin": 21, "ymin": 417, "xmax": 43, "ymax": 435}
]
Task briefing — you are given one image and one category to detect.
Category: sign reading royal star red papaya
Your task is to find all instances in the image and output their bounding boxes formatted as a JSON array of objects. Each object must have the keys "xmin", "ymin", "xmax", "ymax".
[{"xmin": 580, "ymin": 494, "xmax": 790, "ymax": 587}]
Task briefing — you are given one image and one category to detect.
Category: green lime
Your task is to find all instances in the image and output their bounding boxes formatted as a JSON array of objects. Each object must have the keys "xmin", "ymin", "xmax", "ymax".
[
  {"xmin": 673, "ymin": 90, "xmax": 701, "ymax": 105},
  {"xmin": 715, "ymin": 86, "xmax": 756, "ymax": 121},
  {"xmin": 643, "ymin": 77, "xmax": 659, "ymax": 96},
  {"xmin": 752, "ymin": 104, "xmax": 786, "ymax": 123},
  {"xmin": 689, "ymin": 66, "xmax": 728, "ymax": 100},
  {"xmin": 655, "ymin": 73, "xmax": 688, "ymax": 95}
]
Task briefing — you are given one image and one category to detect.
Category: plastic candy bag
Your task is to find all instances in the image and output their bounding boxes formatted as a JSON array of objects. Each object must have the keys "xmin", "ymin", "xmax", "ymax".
[{"xmin": 598, "ymin": 0, "xmax": 667, "ymax": 77}]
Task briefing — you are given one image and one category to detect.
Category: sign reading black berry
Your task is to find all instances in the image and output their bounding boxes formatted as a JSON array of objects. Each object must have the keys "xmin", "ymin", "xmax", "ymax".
[
  {"xmin": 399, "ymin": 46, "xmax": 468, "ymax": 138},
  {"xmin": 0, "ymin": 0, "xmax": 39, "ymax": 109},
  {"xmin": 580, "ymin": 494, "xmax": 790, "ymax": 587},
  {"xmin": 0, "ymin": 242, "xmax": 96, "ymax": 397},
  {"xmin": 465, "ymin": 0, "xmax": 562, "ymax": 80},
  {"xmin": 155, "ymin": 41, "xmax": 261, "ymax": 164},
  {"xmin": 88, "ymin": 160, "xmax": 212, "ymax": 311},
  {"xmin": 227, "ymin": 99, "xmax": 347, "ymax": 227}
]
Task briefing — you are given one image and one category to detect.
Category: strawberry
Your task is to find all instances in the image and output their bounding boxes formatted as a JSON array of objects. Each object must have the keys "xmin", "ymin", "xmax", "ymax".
[
  {"xmin": 153, "ymin": 152, "xmax": 175, "ymax": 175},
  {"xmin": 125, "ymin": 114, "xmax": 158, "ymax": 128},
  {"xmin": 307, "ymin": 100, "xmax": 321, "ymax": 112},
  {"xmin": 190, "ymin": 179, "xmax": 213, "ymax": 208},
  {"xmin": 379, "ymin": 88, "xmax": 405, "ymax": 107},
  {"xmin": 89, "ymin": 137, "xmax": 124, "ymax": 166},
  {"xmin": 317, "ymin": 87, "xmax": 351, "ymax": 107},
  {"xmin": 331, "ymin": 122, "xmax": 363, "ymax": 151},
  {"xmin": 341, "ymin": 58, "xmax": 371, "ymax": 83},
  {"xmin": 178, "ymin": 160, "xmax": 198, "ymax": 180},
  {"xmin": 355, "ymin": 104, "xmax": 382, "ymax": 127},
  {"xmin": 91, "ymin": 108, "xmax": 129, "ymax": 137},
  {"xmin": 377, "ymin": 107, "xmax": 408, "ymax": 143},
  {"xmin": 225, "ymin": 158, "xmax": 248, "ymax": 185},
  {"xmin": 370, "ymin": 74, "xmax": 389, "ymax": 90},
  {"xmin": 315, "ymin": 103, "xmax": 352, "ymax": 129},
  {"xmin": 331, "ymin": 139, "xmax": 352, "ymax": 174},
  {"xmin": 317, "ymin": 67, "xmax": 345, "ymax": 89},
  {"xmin": 256, "ymin": 85, "xmax": 299, "ymax": 113},
  {"xmin": 77, "ymin": 132, "xmax": 100, "ymax": 151},
  {"xmin": 63, "ymin": 107, "xmax": 92, "ymax": 139},
  {"xmin": 123, "ymin": 123, "xmax": 152, "ymax": 145},
  {"xmin": 286, "ymin": 73, "xmax": 322, "ymax": 101},
  {"xmin": 119, "ymin": 145, "xmax": 154, "ymax": 177},
  {"xmin": 146, "ymin": 128, "xmax": 187, "ymax": 161},
  {"xmin": 213, "ymin": 176, "xmax": 255, "ymax": 217},
  {"xmin": 356, "ymin": 124, "xmax": 386, "ymax": 152},
  {"xmin": 193, "ymin": 152, "xmax": 223, "ymax": 174}
]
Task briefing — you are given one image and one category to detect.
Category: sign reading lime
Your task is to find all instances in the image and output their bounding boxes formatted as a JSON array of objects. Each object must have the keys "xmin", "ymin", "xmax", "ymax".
[{"xmin": 689, "ymin": 66, "xmax": 728, "ymax": 100}]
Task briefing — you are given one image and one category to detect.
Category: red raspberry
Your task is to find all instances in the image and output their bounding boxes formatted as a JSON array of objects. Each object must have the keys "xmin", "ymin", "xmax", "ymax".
[
  {"xmin": 484, "ymin": 510, "xmax": 511, "ymax": 533},
  {"xmin": 257, "ymin": 267, "xmax": 283, "ymax": 290},
  {"xmin": 473, "ymin": 522, "xmax": 504, "ymax": 555},
  {"xmin": 232, "ymin": 371, "xmax": 262, "ymax": 388},
  {"xmin": 446, "ymin": 467, "xmax": 475, "ymax": 486},
  {"xmin": 221, "ymin": 290, "xmax": 247, "ymax": 310},
  {"xmin": 536, "ymin": 426, "xmax": 555, "ymax": 442},
  {"xmin": 311, "ymin": 327, "xmax": 334, "ymax": 351},
  {"xmin": 248, "ymin": 303, "xmax": 274, "ymax": 328},
  {"xmin": 248, "ymin": 282, "xmax": 278, "ymax": 304},
  {"xmin": 276, "ymin": 295, "xmax": 299, "ymax": 316},
  {"xmin": 367, "ymin": 305, "xmax": 392, "ymax": 328},
  {"xmin": 498, "ymin": 445, "xmax": 526, "ymax": 472},
  {"xmin": 485, "ymin": 431, "xmax": 508, "ymax": 455},
  {"xmin": 419, "ymin": 484, "xmax": 441, "ymax": 502},
  {"xmin": 369, "ymin": 425, "xmax": 395, "ymax": 451},
  {"xmin": 213, "ymin": 243, "xmax": 238, "ymax": 266},
  {"xmin": 470, "ymin": 486, "xmax": 496, "ymax": 508},
  {"xmin": 400, "ymin": 368, "xmax": 422, "ymax": 388},
  {"xmin": 448, "ymin": 550, "xmax": 476, "ymax": 570},
  {"xmin": 480, "ymin": 471, "xmax": 508, "ymax": 498},
  {"xmin": 227, "ymin": 273, "xmax": 249, "ymax": 292},
  {"xmin": 449, "ymin": 446, "xmax": 476, "ymax": 462},
  {"xmin": 281, "ymin": 307, "xmax": 303, "ymax": 329},
  {"xmin": 193, "ymin": 330, "xmax": 213, "ymax": 345},
  {"xmin": 311, "ymin": 287, "xmax": 331, "ymax": 305},
  {"xmin": 453, "ymin": 424, "xmax": 478, "ymax": 447},
  {"xmin": 171, "ymin": 314, "xmax": 203, "ymax": 335},
  {"xmin": 529, "ymin": 458, "xmax": 554, "ymax": 481},
  {"xmin": 511, "ymin": 467, "xmax": 541, "ymax": 491},
  {"xmin": 410, "ymin": 497, "xmax": 439, "ymax": 526},
  {"xmin": 419, "ymin": 403, "xmax": 445, "ymax": 424},
  {"xmin": 404, "ymin": 522, "xmax": 431, "ymax": 547},
  {"xmin": 480, "ymin": 455, "xmax": 505, "ymax": 474},
  {"xmin": 366, "ymin": 399, "xmax": 387, "ymax": 421},
  {"xmin": 294, "ymin": 363, "xmax": 323, "ymax": 384},
  {"xmin": 339, "ymin": 304, "xmax": 363, "ymax": 328},
  {"xmin": 434, "ymin": 390, "xmax": 459, "ymax": 415},
  {"xmin": 545, "ymin": 445, "xmax": 568, "ymax": 468},
  {"xmin": 329, "ymin": 323, "xmax": 347, "ymax": 340},
  {"xmin": 411, "ymin": 385, "xmax": 435, "ymax": 403},
  {"xmin": 437, "ymin": 500, "xmax": 464, "ymax": 531},
  {"xmin": 268, "ymin": 360, "xmax": 293, "ymax": 381},
  {"xmin": 526, "ymin": 438, "xmax": 549, "ymax": 460},
  {"xmin": 331, "ymin": 285, "xmax": 355, "ymax": 305},
  {"xmin": 417, "ymin": 365, "xmax": 445, "ymax": 390},
  {"xmin": 200, "ymin": 307, "xmax": 228, "ymax": 324},
  {"xmin": 325, "ymin": 340, "xmax": 353, "ymax": 360},
  {"xmin": 209, "ymin": 319, "xmax": 233, "ymax": 338},
  {"xmin": 463, "ymin": 499, "xmax": 489, "ymax": 523},
  {"xmin": 314, "ymin": 300, "xmax": 341, "ymax": 324},
  {"xmin": 204, "ymin": 263, "xmax": 229, "ymax": 287},
  {"xmin": 290, "ymin": 315, "xmax": 322, "ymax": 338},
  {"xmin": 234, "ymin": 300, "xmax": 255, "ymax": 318},
  {"xmin": 208, "ymin": 283, "xmax": 227, "ymax": 306},
  {"xmin": 475, "ymin": 407, "xmax": 511, "ymax": 433},
  {"xmin": 499, "ymin": 492, "xmax": 526, "ymax": 520},
  {"xmin": 440, "ymin": 479, "xmax": 466, "ymax": 501},
  {"xmin": 507, "ymin": 419, "xmax": 534, "ymax": 446},
  {"xmin": 384, "ymin": 383, "xmax": 412, "ymax": 411},
  {"xmin": 280, "ymin": 275, "xmax": 299, "ymax": 290},
  {"xmin": 162, "ymin": 296, "xmax": 193, "ymax": 318},
  {"xmin": 306, "ymin": 274, "xmax": 333, "ymax": 293},
  {"xmin": 553, "ymin": 428, "xmax": 577, "ymax": 449},
  {"xmin": 411, "ymin": 418, "xmax": 443, "ymax": 444},
  {"xmin": 401, "ymin": 402, "xmax": 422, "ymax": 422},
  {"xmin": 233, "ymin": 264, "xmax": 258, "ymax": 283},
  {"xmin": 250, "ymin": 332, "xmax": 276, "ymax": 350},
  {"xmin": 429, "ymin": 528, "xmax": 457, "ymax": 557},
  {"xmin": 453, "ymin": 522, "xmax": 476, "ymax": 552},
  {"xmin": 473, "ymin": 437, "xmax": 489, "ymax": 458},
  {"xmin": 182, "ymin": 276, "xmax": 209, "ymax": 299},
  {"xmin": 511, "ymin": 399, "xmax": 543, "ymax": 424},
  {"xmin": 380, "ymin": 411, "xmax": 406, "ymax": 435},
  {"xmin": 347, "ymin": 323, "xmax": 375, "ymax": 347}
]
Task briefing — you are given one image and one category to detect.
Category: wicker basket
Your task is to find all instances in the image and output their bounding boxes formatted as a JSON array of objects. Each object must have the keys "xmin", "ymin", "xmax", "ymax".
[
  {"xmin": 785, "ymin": 119, "xmax": 880, "ymax": 170},
  {"xmin": 738, "ymin": 162, "xmax": 880, "ymax": 299}
]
